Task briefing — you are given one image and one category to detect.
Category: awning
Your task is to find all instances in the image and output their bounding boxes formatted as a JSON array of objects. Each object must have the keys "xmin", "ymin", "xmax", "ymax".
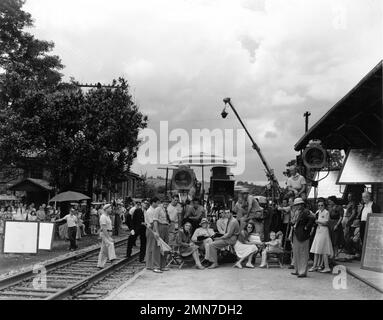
[
  {"xmin": 337, "ymin": 149, "xmax": 383, "ymax": 185},
  {"xmin": 9, "ymin": 178, "xmax": 53, "ymax": 192},
  {"xmin": 308, "ymin": 170, "xmax": 344, "ymax": 199},
  {"xmin": 0, "ymin": 194, "xmax": 19, "ymax": 201}
]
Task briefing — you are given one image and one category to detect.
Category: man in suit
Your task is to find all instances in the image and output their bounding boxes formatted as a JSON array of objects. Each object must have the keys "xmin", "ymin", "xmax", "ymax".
[
  {"xmin": 126, "ymin": 202, "xmax": 146, "ymax": 263},
  {"xmin": 290, "ymin": 198, "xmax": 314, "ymax": 278}
]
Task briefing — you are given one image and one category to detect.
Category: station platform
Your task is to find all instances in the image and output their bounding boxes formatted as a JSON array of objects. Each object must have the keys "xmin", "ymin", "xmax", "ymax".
[
  {"xmin": 106, "ymin": 260, "xmax": 382, "ymax": 300},
  {"xmin": 341, "ymin": 260, "xmax": 383, "ymax": 294}
]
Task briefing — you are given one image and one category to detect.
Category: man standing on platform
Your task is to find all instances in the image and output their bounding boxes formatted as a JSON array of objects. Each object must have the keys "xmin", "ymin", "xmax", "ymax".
[
  {"xmin": 207, "ymin": 209, "xmax": 240, "ymax": 269},
  {"xmin": 167, "ymin": 195, "xmax": 182, "ymax": 244},
  {"xmin": 97, "ymin": 204, "xmax": 116, "ymax": 269},
  {"xmin": 126, "ymin": 201, "xmax": 146, "ymax": 262},
  {"xmin": 290, "ymin": 198, "xmax": 314, "ymax": 278},
  {"xmin": 144, "ymin": 197, "xmax": 164, "ymax": 273}
]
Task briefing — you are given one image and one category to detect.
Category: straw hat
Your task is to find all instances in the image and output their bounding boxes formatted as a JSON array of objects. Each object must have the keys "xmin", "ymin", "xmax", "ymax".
[{"xmin": 292, "ymin": 198, "xmax": 305, "ymax": 206}]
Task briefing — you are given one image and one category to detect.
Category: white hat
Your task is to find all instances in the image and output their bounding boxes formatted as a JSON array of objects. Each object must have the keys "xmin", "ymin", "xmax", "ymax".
[
  {"xmin": 103, "ymin": 204, "xmax": 111, "ymax": 210},
  {"xmin": 292, "ymin": 198, "xmax": 305, "ymax": 206}
]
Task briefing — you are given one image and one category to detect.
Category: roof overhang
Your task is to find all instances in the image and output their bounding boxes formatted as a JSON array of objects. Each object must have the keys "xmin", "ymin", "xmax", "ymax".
[
  {"xmin": 295, "ymin": 60, "xmax": 383, "ymax": 151},
  {"xmin": 8, "ymin": 178, "xmax": 53, "ymax": 192}
]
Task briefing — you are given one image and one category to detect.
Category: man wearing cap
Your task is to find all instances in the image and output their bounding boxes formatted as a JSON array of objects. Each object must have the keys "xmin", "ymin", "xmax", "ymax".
[
  {"xmin": 207, "ymin": 210, "xmax": 240, "ymax": 269},
  {"xmin": 192, "ymin": 218, "xmax": 215, "ymax": 262},
  {"xmin": 290, "ymin": 198, "xmax": 314, "ymax": 278},
  {"xmin": 286, "ymin": 166, "xmax": 306, "ymax": 198},
  {"xmin": 97, "ymin": 204, "xmax": 116, "ymax": 269}
]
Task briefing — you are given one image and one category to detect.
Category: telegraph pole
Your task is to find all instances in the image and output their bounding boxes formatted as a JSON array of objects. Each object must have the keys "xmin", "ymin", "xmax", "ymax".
[{"xmin": 303, "ymin": 111, "xmax": 311, "ymax": 133}]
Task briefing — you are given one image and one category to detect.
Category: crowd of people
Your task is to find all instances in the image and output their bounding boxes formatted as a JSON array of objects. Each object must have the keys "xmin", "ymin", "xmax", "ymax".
[
  {"xmin": 118, "ymin": 166, "xmax": 381, "ymax": 279},
  {"xmin": 1, "ymin": 166, "xmax": 380, "ymax": 279}
]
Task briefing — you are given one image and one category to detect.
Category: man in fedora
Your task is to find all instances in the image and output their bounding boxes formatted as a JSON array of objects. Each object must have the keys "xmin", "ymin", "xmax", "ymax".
[{"xmin": 290, "ymin": 198, "xmax": 314, "ymax": 278}]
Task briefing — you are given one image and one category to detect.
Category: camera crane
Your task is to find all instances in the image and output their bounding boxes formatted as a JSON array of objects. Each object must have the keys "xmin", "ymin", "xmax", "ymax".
[{"xmin": 221, "ymin": 97, "xmax": 282, "ymax": 202}]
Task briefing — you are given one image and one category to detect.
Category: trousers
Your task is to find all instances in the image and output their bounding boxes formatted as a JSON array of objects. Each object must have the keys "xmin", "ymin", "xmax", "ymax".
[
  {"xmin": 68, "ymin": 226, "xmax": 77, "ymax": 250},
  {"xmin": 207, "ymin": 238, "xmax": 235, "ymax": 264},
  {"xmin": 127, "ymin": 227, "xmax": 147, "ymax": 261},
  {"xmin": 292, "ymin": 234, "xmax": 309, "ymax": 276},
  {"xmin": 97, "ymin": 232, "xmax": 116, "ymax": 268}
]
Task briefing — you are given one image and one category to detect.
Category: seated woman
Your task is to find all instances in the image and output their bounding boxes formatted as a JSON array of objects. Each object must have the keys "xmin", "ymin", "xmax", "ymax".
[
  {"xmin": 215, "ymin": 209, "xmax": 228, "ymax": 237},
  {"xmin": 259, "ymin": 231, "xmax": 283, "ymax": 268},
  {"xmin": 191, "ymin": 218, "xmax": 215, "ymax": 262},
  {"xmin": 176, "ymin": 222, "xmax": 205, "ymax": 270},
  {"xmin": 233, "ymin": 222, "xmax": 259, "ymax": 269}
]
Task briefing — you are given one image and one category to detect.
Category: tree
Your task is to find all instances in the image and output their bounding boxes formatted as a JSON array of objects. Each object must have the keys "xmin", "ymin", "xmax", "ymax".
[
  {"xmin": 0, "ymin": 0, "xmax": 63, "ymax": 108},
  {"xmin": 0, "ymin": 78, "xmax": 148, "ymax": 191}
]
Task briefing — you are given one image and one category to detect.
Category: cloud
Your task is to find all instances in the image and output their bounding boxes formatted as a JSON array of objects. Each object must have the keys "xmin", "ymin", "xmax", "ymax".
[
  {"xmin": 24, "ymin": 0, "xmax": 383, "ymax": 182},
  {"xmin": 271, "ymin": 90, "xmax": 305, "ymax": 106},
  {"xmin": 264, "ymin": 131, "xmax": 277, "ymax": 139}
]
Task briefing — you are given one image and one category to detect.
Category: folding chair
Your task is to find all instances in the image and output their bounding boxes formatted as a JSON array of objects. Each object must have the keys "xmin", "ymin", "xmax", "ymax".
[{"xmin": 166, "ymin": 243, "xmax": 186, "ymax": 269}]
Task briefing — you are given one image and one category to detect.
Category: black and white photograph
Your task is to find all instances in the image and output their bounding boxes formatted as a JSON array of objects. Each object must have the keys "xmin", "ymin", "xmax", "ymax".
[{"xmin": 0, "ymin": 0, "xmax": 382, "ymax": 308}]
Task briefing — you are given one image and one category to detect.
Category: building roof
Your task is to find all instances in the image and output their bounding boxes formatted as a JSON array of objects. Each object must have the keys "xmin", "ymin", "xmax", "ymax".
[
  {"xmin": 8, "ymin": 178, "xmax": 53, "ymax": 192},
  {"xmin": 295, "ymin": 60, "xmax": 382, "ymax": 151}
]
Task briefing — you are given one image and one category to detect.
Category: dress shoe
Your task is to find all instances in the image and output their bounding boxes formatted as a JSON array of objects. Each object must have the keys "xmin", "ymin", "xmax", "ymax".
[
  {"xmin": 319, "ymin": 268, "xmax": 331, "ymax": 273},
  {"xmin": 161, "ymin": 267, "xmax": 170, "ymax": 271},
  {"xmin": 196, "ymin": 265, "xmax": 205, "ymax": 270},
  {"xmin": 291, "ymin": 272, "xmax": 298, "ymax": 275},
  {"xmin": 153, "ymin": 268, "xmax": 163, "ymax": 273},
  {"xmin": 208, "ymin": 264, "xmax": 219, "ymax": 269},
  {"xmin": 297, "ymin": 274, "xmax": 307, "ymax": 278}
]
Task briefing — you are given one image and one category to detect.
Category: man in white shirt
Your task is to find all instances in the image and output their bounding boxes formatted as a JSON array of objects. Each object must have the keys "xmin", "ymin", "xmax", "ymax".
[
  {"xmin": 358, "ymin": 191, "xmax": 381, "ymax": 243},
  {"xmin": 97, "ymin": 204, "xmax": 116, "ymax": 268},
  {"xmin": 286, "ymin": 166, "xmax": 306, "ymax": 198},
  {"xmin": 167, "ymin": 195, "xmax": 182, "ymax": 243},
  {"xmin": 144, "ymin": 197, "xmax": 164, "ymax": 273},
  {"xmin": 54, "ymin": 208, "xmax": 78, "ymax": 251}
]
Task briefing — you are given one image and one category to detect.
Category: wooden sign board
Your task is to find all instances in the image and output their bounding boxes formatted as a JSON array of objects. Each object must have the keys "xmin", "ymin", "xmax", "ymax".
[
  {"xmin": 361, "ymin": 213, "xmax": 383, "ymax": 273},
  {"xmin": 3, "ymin": 221, "xmax": 39, "ymax": 254},
  {"xmin": 38, "ymin": 222, "xmax": 55, "ymax": 251}
]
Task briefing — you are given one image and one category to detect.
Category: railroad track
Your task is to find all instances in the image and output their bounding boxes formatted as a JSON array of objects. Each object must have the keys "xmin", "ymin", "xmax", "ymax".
[{"xmin": 0, "ymin": 237, "xmax": 145, "ymax": 300}]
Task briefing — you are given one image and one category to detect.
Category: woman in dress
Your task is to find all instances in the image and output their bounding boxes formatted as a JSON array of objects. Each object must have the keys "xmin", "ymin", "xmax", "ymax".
[
  {"xmin": 309, "ymin": 199, "xmax": 333, "ymax": 273},
  {"xmin": 233, "ymin": 222, "xmax": 259, "ymax": 268},
  {"xmin": 327, "ymin": 196, "xmax": 344, "ymax": 258},
  {"xmin": 176, "ymin": 222, "xmax": 204, "ymax": 269}
]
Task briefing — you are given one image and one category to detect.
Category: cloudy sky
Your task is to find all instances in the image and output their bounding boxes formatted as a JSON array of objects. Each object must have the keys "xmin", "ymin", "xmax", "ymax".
[{"xmin": 24, "ymin": 0, "xmax": 382, "ymax": 184}]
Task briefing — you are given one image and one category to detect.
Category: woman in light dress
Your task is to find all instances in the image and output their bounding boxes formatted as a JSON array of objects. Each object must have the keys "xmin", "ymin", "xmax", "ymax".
[
  {"xmin": 233, "ymin": 222, "xmax": 259, "ymax": 269},
  {"xmin": 309, "ymin": 198, "xmax": 333, "ymax": 273}
]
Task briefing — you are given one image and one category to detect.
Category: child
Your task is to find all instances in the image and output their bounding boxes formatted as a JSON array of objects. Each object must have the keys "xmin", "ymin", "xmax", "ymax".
[{"xmin": 260, "ymin": 231, "xmax": 283, "ymax": 268}]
